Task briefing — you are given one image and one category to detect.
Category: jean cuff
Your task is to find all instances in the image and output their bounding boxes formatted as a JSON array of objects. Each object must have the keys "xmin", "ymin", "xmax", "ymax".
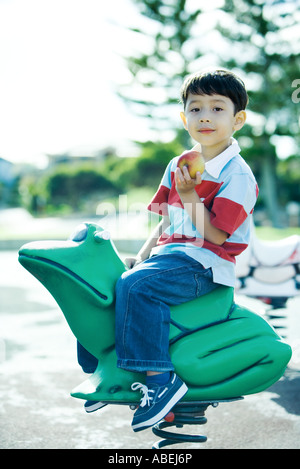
[{"xmin": 117, "ymin": 358, "xmax": 174, "ymax": 373}]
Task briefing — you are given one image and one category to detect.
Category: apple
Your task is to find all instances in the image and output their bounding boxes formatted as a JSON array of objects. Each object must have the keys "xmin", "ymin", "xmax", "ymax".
[{"xmin": 177, "ymin": 150, "xmax": 205, "ymax": 178}]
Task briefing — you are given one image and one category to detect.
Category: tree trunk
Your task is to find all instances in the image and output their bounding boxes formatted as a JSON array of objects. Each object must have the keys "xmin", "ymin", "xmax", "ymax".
[{"xmin": 261, "ymin": 154, "xmax": 280, "ymax": 227}]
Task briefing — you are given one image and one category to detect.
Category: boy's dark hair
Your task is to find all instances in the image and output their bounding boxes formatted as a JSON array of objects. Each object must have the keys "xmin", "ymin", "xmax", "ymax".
[{"xmin": 180, "ymin": 69, "xmax": 248, "ymax": 114}]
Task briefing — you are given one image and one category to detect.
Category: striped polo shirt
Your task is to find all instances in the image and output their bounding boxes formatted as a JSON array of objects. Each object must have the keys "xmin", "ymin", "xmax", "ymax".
[{"xmin": 148, "ymin": 138, "xmax": 258, "ymax": 287}]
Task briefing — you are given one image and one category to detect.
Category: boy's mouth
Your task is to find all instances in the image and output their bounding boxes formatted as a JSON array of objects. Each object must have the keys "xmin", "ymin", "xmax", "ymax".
[{"xmin": 198, "ymin": 128, "xmax": 215, "ymax": 134}]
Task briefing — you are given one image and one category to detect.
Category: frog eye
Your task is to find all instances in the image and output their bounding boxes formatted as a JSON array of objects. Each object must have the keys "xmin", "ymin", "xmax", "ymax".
[
  {"xmin": 94, "ymin": 230, "xmax": 111, "ymax": 242},
  {"xmin": 69, "ymin": 223, "xmax": 88, "ymax": 242}
]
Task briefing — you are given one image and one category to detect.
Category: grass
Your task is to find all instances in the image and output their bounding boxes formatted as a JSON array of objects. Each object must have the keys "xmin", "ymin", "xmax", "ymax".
[
  {"xmin": 1, "ymin": 201, "xmax": 299, "ymax": 242},
  {"xmin": 2, "ymin": 222, "xmax": 299, "ymax": 243},
  {"xmin": 255, "ymin": 226, "xmax": 300, "ymax": 240}
]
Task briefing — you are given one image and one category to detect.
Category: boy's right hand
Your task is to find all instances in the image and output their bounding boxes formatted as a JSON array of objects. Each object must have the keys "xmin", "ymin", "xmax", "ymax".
[{"xmin": 175, "ymin": 166, "xmax": 202, "ymax": 195}]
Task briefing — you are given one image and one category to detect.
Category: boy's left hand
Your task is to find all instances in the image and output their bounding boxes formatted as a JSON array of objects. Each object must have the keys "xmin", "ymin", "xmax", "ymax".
[{"xmin": 175, "ymin": 166, "xmax": 202, "ymax": 194}]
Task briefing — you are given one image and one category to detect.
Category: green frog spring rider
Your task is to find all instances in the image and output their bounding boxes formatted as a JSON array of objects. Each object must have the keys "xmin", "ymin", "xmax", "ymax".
[{"xmin": 18, "ymin": 223, "xmax": 292, "ymax": 448}]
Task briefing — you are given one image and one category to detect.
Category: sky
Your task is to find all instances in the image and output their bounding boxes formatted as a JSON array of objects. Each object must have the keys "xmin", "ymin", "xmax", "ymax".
[
  {"xmin": 0, "ymin": 0, "xmax": 298, "ymax": 168},
  {"xmin": 0, "ymin": 0, "xmax": 158, "ymax": 167}
]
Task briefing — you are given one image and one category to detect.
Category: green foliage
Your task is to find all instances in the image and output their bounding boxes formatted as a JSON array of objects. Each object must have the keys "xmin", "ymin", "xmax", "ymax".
[
  {"xmin": 17, "ymin": 0, "xmax": 299, "ymax": 221},
  {"xmin": 217, "ymin": 0, "xmax": 300, "ymax": 225},
  {"xmin": 129, "ymin": 140, "xmax": 184, "ymax": 188},
  {"xmin": 277, "ymin": 155, "xmax": 300, "ymax": 204},
  {"xmin": 18, "ymin": 135, "xmax": 184, "ymax": 215},
  {"xmin": 44, "ymin": 164, "xmax": 115, "ymax": 204},
  {"xmin": 100, "ymin": 138, "xmax": 184, "ymax": 190},
  {"xmin": 118, "ymin": 0, "xmax": 300, "ymax": 226},
  {"xmin": 19, "ymin": 162, "xmax": 119, "ymax": 214},
  {"xmin": 118, "ymin": 0, "xmax": 204, "ymax": 129},
  {"xmin": 101, "ymin": 155, "xmax": 138, "ymax": 191},
  {"xmin": 49, "ymin": 164, "xmax": 118, "ymax": 208}
]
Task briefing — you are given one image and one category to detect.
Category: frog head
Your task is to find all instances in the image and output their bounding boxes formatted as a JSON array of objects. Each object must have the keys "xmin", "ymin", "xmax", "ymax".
[{"xmin": 18, "ymin": 223, "xmax": 126, "ymax": 358}]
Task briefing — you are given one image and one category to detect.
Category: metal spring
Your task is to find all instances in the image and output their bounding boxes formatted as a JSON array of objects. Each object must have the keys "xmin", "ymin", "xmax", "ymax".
[{"xmin": 151, "ymin": 399, "xmax": 243, "ymax": 449}]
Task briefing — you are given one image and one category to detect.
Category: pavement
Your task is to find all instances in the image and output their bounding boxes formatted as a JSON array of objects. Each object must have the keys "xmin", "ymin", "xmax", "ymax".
[{"xmin": 1, "ymin": 248, "xmax": 300, "ymax": 450}]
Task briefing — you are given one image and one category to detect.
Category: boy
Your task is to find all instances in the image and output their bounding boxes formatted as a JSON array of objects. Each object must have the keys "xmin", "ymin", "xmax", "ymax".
[{"xmin": 117, "ymin": 69, "xmax": 258, "ymax": 431}]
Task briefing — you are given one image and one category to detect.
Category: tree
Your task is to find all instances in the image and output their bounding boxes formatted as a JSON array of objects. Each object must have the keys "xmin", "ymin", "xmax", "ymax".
[
  {"xmin": 118, "ymin": 0, "xmax": 300, "ymax": 226},
  {"xmin": 100, "ymin": 135, "xmax": 185, "ymax": 190},
  {"xmin": 43, "ymin": 164, "xmax": 118, "ymax": 210},
  {"xmin": 215, "ymin": 0, "xmax": 300, "ymax": 226},
  {"xmin": 117, "ymin": 0, "xmax": 203, "ymax": 135},
  {"xmin": 19, "ymin": 163, "xmax": 119, "ymax": 214}
]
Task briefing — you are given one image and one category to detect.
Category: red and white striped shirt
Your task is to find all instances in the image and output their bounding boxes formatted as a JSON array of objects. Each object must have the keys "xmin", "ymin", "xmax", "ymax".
[{"xmin": 148, "ymin": 138, "xmax": 258, "ymax": 287}]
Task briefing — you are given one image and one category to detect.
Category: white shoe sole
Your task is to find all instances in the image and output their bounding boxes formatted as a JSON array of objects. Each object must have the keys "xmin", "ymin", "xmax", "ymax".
[{"xmin": 84, "ymin": 402, "xmax": 107, "ymax": 413}]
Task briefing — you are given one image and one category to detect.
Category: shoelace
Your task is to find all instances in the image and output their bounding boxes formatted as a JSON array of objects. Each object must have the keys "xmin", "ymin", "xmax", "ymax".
[{"xmin": 131, "ymin": 382, "xmax": 155, "ymax": 407}]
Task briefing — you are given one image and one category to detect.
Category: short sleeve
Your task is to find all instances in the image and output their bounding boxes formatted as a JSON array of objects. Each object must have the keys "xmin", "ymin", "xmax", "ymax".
[
  {"xmin": 210, "ymin": 173, "xmax": 258, "ymax": 236},
  {"xmin": 147, "ymin": 160, "xmax": 173, "ymax": 216}
]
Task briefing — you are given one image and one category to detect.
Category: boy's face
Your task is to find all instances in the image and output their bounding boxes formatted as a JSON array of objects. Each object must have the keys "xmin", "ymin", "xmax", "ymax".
[{"xmin": 180, "ymin": 93, "xmax": 246, "ymax": 159}]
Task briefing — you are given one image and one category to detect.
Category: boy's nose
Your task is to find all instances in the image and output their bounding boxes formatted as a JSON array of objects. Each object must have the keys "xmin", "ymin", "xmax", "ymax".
[{"xmin": 198, "ymin": 111, "xmax": 211, "ymax": 122}]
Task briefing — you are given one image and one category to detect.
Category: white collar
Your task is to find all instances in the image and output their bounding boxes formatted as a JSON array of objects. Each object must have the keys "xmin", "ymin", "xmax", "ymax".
[{"xmin": 192, "ymin": 137, "xmax": 241, "ymax": 179}]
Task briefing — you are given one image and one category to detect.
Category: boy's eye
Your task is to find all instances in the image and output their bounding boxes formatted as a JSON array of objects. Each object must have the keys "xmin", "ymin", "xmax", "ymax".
[
  {"xmin": 191, "ymin": 107, "xmax": 200, "ymax": 112},
  {"xmin": 213, "ymin": 107, "xmax": 223, "ymax": 112}
]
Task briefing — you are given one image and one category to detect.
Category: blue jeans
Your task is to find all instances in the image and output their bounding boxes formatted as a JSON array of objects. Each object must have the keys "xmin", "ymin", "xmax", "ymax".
[
  {"xmin": 115, "ymin": 252, "xmax": 218, "ymax": 373},
  {"xmin": 77, "ymin": 341, "xmax": 98, "ymax": 374}
]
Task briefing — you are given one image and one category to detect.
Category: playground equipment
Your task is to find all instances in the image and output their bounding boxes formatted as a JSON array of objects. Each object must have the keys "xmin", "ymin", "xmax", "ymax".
[
  {"xmin": 18, "ymin": 222, "xmax": 292, "ymax": 448},
  {"xmin": 236, "ymin": 223, "xmax": 300, "ymax": 334}
]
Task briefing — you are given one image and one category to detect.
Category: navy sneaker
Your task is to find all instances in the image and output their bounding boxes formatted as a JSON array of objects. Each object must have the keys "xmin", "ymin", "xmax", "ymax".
[
  {"xmin": 84, "ymin": 401, "xmax": 107, "ymax": 413},
  {"xmin": 130, "ymin": 373, "xmax": 188, "ymax": 432}
]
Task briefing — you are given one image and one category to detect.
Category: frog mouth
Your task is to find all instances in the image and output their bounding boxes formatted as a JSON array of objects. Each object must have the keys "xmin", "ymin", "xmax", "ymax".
[{"xmin": 18, "ymin": 253, "xmax": 108, "ymax": 301}]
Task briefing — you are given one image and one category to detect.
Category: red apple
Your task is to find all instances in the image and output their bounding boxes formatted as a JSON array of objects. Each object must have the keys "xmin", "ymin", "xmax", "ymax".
[{"xmin": 177, "ymin": 150, "xmax": 205, "ymax": 178}]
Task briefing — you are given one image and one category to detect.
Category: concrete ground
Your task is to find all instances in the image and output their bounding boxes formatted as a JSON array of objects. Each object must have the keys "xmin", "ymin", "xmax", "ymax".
[{"xmin": 1, "ymin": 249, "xmax": 300, "ymax": 450}]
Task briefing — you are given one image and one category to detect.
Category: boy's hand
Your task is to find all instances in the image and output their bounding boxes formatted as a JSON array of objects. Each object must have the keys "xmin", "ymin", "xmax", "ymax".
[
  {"xmin": 125, "ymin": 257, "xmax": 138, "ymax": 269},
  {"xmin": 175, "ymin": 166, "xmax": 202, "ymax": 194},
  {"xmin": 125, "ymin": 257, "xmax": 143, "ymax": 269}
]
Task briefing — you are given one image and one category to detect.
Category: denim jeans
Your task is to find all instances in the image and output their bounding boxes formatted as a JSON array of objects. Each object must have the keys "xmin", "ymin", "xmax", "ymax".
[
  {"xmin": 77, "ymin": 341, "xmax": 98, "ymax": 374},
  {"xmin": 115, "ymin": 252, "xmax": 218, "ymax": 373}
]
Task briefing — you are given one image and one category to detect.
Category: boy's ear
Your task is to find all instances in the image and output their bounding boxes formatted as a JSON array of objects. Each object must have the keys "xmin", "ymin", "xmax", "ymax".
[
  {"xmin": 180, "ymin": 111, "xmax": 188, "ymax": 130},
  {"xmin": 233, "ymin": 110, "xmax": 246, "ymax": 131}
]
